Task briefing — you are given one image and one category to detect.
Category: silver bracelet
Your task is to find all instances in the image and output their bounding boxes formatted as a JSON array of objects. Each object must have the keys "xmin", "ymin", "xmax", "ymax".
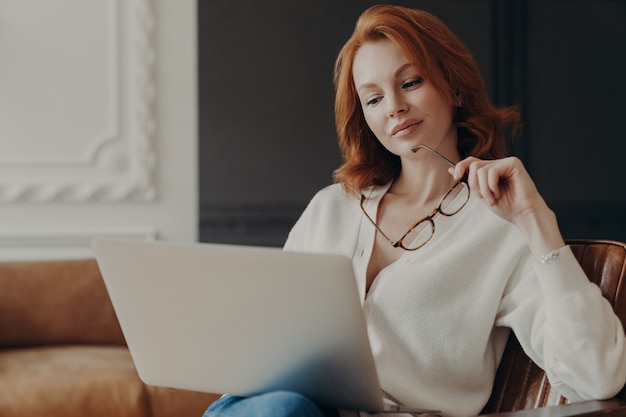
[{"xmin": 538, "ymin": 248, "xmax": 560, "ymax": 264}]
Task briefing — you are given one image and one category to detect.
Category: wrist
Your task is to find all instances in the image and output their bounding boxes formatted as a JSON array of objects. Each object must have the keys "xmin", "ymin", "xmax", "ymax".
[{"xmin": 513, "ymin": 205, "xmax": 566, "ymax": 258}]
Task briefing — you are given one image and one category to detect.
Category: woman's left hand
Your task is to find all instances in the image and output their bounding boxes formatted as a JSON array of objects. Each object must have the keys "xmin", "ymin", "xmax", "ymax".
[
  {"xmin": 450, "ymin": 156, "xmax": 565, "ymax": 256},
  {"xmin": 450, "ymin": 156, "xmax": 545, "ymax": 224}
]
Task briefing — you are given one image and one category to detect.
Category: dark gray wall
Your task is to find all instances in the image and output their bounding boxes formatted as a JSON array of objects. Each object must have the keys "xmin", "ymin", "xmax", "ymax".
[
  {"xmin": 527, "ymin": 1, "xmax": 626, "ymax": 241},
  {"xmin": 199, "ymin": 0, "xmax": 626, "ymax": 247}
]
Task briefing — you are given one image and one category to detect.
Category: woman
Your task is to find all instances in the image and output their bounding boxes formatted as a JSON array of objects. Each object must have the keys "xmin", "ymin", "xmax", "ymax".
[{"xmin": 204, "ymin": 5, "xmax": 626, "ymax": 417}]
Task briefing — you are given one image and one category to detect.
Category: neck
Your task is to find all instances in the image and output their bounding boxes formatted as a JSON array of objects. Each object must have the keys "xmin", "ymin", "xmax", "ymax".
[{"xmin": 391, "ymin": 145, "xmax": 461, "ymax": 203}]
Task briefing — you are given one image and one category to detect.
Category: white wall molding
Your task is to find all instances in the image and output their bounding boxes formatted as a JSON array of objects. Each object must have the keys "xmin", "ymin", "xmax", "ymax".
[
  {"xmin": 0, "ymin": 0, "xmax": 197, "ymax": 261},
  {"xmin": 0, "ymin": 0, "xmax": 157, "ymax": 203},
  {"xmin": 0, "ymin": 227, "xmax": 157, "ymax": 261},
  {"xmin": 0, "ymin": 227, "xmax": 157, "ymax": 248}
]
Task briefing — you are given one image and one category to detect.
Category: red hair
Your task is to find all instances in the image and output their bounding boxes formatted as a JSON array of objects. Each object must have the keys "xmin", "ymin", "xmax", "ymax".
[{"xmin": 333, "ymin": 5, "xmax": 520, "ymax": 195}]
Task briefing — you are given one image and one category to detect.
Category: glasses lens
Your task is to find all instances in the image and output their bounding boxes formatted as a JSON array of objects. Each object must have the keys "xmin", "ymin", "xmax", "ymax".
[
  {"xmin": 440, "ymin": 182, "xmax": 470, "ymax": 215},
  {"xmin": 403, "ymin": 219, "xmax": 434, "ymax": 251}
]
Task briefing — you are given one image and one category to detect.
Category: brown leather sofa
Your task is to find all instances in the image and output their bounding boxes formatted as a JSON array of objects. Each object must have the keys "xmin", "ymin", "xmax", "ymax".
[
  {"xmin": 0, "ymin": 258, "xmax": 220, "ymax": 417},
  {"xmin": 1, "ymin": 240, "xmax": 625, "ymax": 417}
]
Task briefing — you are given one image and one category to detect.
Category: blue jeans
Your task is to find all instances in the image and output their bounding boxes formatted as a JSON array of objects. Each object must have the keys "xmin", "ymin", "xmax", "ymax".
[{"xmin": 203, "ymin": 391, "xmax": 340, "ymax": 417}]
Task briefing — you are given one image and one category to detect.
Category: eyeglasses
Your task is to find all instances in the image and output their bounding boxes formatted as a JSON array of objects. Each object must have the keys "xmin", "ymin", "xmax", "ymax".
[{"xmin": 359, "ymin": 145, "xmax": 470, "ymax": 251}]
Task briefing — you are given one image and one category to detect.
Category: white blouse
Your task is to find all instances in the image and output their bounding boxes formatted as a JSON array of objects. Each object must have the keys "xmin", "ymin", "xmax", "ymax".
[{"xmin": 284, "ymin": 183, "xmax": 626, "ymax": 417}]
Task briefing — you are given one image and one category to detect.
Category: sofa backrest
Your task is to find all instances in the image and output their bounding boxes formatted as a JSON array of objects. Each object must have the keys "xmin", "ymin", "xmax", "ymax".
[{"xmin": 0, "ymin": 258, "xmax": 126, "ymax": 347}]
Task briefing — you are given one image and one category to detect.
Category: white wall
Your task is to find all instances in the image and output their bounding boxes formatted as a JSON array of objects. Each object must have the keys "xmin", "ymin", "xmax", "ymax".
[{"xmin": 0, "ymin": 0, "xmax": 197, "ymax": 260}]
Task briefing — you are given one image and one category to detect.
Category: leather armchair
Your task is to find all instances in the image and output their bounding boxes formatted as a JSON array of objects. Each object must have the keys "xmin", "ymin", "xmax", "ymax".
[{"xmin": 481, "ymin": 239, "xmax": 626, "ymax": 417}]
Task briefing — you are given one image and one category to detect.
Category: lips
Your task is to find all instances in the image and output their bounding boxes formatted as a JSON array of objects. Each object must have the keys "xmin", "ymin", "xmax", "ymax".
[{"xmin": 391, "ymin": 119, "xmax": 422, "ymax": 137}]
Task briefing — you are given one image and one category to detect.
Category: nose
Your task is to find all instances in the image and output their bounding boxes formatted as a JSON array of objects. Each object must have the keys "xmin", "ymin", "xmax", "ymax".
[{"xmin": 386, "ymin": 93, "xmax": 408, "ymax": 117}]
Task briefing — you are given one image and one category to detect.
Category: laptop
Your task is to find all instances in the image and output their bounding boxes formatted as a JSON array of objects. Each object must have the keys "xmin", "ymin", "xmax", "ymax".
[{"xmin": 92, "ymin": 237, "xmax": 438, "ymax": 414}]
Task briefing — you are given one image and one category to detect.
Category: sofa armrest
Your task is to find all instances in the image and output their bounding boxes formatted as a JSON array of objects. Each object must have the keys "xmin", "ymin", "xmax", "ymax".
[
  {"xmin": 481, "ymin": 400, "xmax": 626, "ymax": 417},
  {"xmin": 0, "ymin": 259, "xmax": 126, "ymax": 347}
]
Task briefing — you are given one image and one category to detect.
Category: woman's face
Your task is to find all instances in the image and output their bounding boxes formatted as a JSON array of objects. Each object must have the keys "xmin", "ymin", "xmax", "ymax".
[{"xmin": 352, "ymin": 39, "xmax": 457, "ymax": 159}]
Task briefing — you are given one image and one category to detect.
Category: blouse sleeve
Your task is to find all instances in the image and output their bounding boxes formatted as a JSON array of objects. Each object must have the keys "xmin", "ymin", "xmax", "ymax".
[
  {"xmin": 283, "ymin": 209, "xmax": 308, "ymax": 252},
  {"xmin": 496, "ymin": 245, "xmax": 626, "ymax": 401},
  {"xmin": 283, "ymin": 184, "xmax": 363, "ymax": 257}
]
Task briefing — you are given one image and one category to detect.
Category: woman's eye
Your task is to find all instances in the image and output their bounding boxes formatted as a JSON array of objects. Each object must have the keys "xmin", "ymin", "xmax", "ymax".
[
  {"xmin": 366, "ymin": 97, "xmax": 381, "ymax": 106},
  {"xmin": 402, "ymin": 77, "xmax": 423, "ymax": 89}
]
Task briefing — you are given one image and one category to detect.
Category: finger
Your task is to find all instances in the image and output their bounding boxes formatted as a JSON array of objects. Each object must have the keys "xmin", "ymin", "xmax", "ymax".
[
  {"xmin": 466, "ymin": 160, "xmax": 483, "ymax": 199},
  {"xmin": 450, "ymin": 162, "xmax": 464, "ymax": 181},
  {"xmin": 487, "ymin": 165, "xmax": 502, "ymax": 201},
  {"xmin": 453, "ymin": 157, "xmax": 478, "ymax": 181},
  {"xmin": 476, "ymin": 165, "xmax": 496, "ymax": 206}
]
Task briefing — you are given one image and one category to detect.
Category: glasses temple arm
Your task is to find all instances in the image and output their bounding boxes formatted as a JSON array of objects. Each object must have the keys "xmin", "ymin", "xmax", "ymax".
[{"xmin": 410, "ymin": 144, "xmax": 457, "ymax": 168}]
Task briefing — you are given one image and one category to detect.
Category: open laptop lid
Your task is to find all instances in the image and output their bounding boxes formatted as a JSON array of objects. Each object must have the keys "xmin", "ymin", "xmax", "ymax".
[{"xmin": 93, "ymin": 237, "xmax": 388, "ymax": 412}]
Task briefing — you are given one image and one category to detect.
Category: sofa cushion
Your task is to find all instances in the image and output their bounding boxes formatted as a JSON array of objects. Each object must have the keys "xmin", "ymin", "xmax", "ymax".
[
  {"xmin": 0, "ymin": 259, "xmax": 125, "ymax": 347},
  {"xmin": 145, "ymin": 385, "xmax": 221, "ymax": 417},
  {"xmin": 0, "ymin": 345, "xmax": 148, "ymax": 417}
]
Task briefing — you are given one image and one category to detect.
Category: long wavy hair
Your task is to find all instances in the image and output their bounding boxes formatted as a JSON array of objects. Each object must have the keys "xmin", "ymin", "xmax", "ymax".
[{"xmin": 333, "ymin": 5, "xmax": 520, "ymax": 195}]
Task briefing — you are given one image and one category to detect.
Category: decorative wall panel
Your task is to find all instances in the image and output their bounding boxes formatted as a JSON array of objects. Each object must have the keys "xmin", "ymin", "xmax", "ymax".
[{"xmin": 0, "ymin": 0, "xmax": 156, "ymax": 202}]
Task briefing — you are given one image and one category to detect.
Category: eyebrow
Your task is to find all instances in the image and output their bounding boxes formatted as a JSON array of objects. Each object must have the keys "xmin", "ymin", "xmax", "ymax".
[{"xmin": 356, "ymin": 62, "xmax": 414, "ymax": 93}]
